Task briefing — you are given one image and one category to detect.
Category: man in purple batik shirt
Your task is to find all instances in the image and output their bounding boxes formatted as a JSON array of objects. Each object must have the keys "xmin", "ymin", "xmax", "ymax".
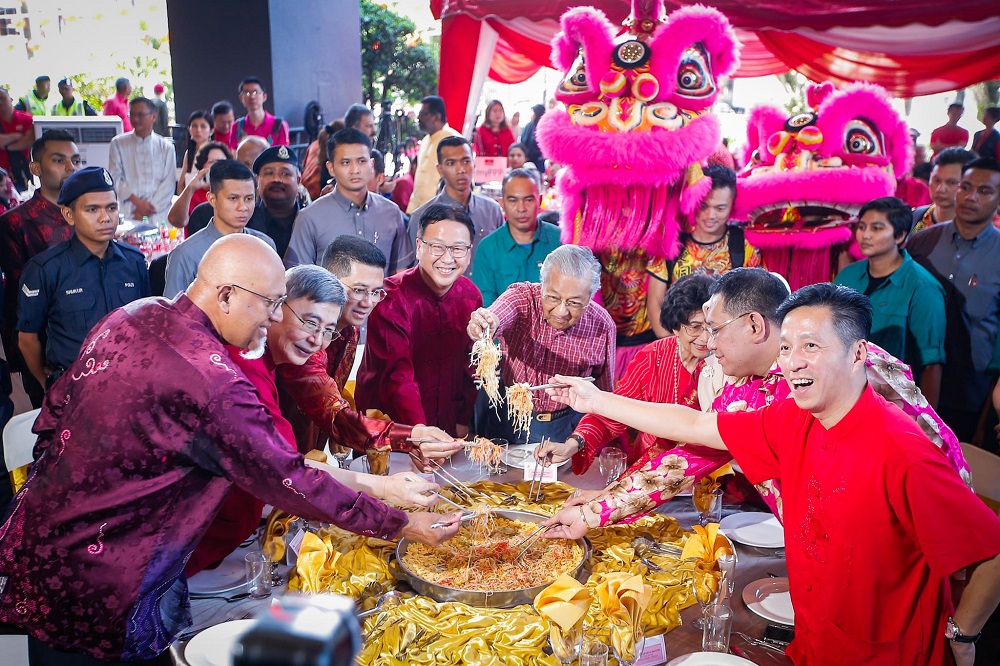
[{"xmin": 0, "ymin": 234, "xmax": 459, "ymax": 666}]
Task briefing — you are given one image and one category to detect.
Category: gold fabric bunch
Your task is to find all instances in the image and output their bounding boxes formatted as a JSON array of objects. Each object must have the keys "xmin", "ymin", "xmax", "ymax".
[{"xmin": 595, "ymin": 573, "xmax": 651, "ymax": 663}]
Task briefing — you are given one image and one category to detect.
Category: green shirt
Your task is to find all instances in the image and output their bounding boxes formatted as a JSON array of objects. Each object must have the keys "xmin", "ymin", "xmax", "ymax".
[
  {"xmin": 835, "ymin": 250, "xmax": 946, "ymax": 371},
  {"xmin": 472, "ymin": 220, "xmax": 561, "ymax": 306}
]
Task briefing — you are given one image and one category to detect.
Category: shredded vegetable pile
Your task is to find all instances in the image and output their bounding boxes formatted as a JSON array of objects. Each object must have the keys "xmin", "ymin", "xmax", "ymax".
[
  {"xmin": 471, "ymin": 333, "xmax": 503, "ymax": 409},
  {"xmin": 506, "ymin": 382, "xmax": 533, "ymax": 442},
  {"xmin": 466, "ymin": 437, "xmax": 507, "ymax": 473}
]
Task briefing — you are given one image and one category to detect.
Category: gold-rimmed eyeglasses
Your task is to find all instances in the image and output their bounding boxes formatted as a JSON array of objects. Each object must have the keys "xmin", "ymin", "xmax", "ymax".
[
  {"xmin": 345, "ymin": 286, "xmax": 388, "ymax": 303},
  {"xmin": 222, "ymin": 284, "xmax": 287, "ymax": 315},
  {"xmin": 418, "ymin": 238, "xmax": 472, "ymax": 259},
  {"xmin": 283, "ymin": 303, "xmax": 341, "ymax": 343}
]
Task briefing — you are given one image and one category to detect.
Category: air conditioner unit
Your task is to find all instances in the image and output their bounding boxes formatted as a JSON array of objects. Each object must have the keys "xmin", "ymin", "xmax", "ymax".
[{"xmin": 31, "ymin": 116, "xmax": 124, "ymax": 170}]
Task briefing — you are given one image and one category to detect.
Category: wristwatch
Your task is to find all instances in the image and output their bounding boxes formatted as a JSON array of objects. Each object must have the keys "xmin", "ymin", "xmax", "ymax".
[
  {"xmin": 945, "ymin": 617, "xmax": 981, "ymax": 644},
  {"xmin": 567, "ymin": 433, "xmax": 586, "ymax": 452}
]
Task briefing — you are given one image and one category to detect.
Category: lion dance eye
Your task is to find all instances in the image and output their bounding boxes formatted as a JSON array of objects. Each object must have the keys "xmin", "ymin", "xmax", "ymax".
[
  {"xmin": 844, "ymin": 119, "xmax": 883, "ymax": 155},
  {"xmin": 676, "ymin": 46, "xmax": 715, "ymax": 98},
  {"xmin": 559, "ymin": 54, "xmax": 589, "ymax": 94}
]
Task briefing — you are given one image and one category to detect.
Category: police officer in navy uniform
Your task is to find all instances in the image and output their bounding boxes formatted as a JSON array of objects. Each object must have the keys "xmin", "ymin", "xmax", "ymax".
[{"xmin": 17, "ymin": 167, "xmax": 150, "ymax": 389}]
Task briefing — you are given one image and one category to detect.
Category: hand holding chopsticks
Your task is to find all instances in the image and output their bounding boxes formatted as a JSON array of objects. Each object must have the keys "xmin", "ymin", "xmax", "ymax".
[{"xmin": 526, "ymin": 376, "xmax": 596, "ymax": 391}]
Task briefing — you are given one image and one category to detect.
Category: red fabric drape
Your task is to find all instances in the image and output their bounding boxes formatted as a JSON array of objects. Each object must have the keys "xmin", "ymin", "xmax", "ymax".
[
  {"xmin": 489, "ymin": 39, "xmax": 545, "ymax": 84},
  {"xmin": 438, "ymin": 14, "xmax": 485, "ymax": 133}
]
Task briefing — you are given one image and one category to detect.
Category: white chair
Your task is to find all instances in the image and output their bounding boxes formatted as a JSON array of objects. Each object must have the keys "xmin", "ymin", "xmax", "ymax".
[
  {"xmin": 960, "ymin": 442, "xmax": 1000, "ymax": 512},
  {"xmin": 3, "ymin": 408, "xmax": 40, "ymax": 473}
]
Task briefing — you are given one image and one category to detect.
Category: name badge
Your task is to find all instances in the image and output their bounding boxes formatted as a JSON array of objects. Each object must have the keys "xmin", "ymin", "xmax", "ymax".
[
  {"xmin": 124, "ymin": 282, "xmax": 135, "ymax": 288},
  {"xmin": 65, "ymin": 287, "xmax": 83, "ymax": 295}
]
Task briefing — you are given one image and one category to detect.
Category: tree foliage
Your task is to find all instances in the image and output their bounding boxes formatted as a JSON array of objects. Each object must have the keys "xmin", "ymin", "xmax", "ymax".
[{"xmin": 360, "ymin": 0, "xmax": 439, "ymax": 107}]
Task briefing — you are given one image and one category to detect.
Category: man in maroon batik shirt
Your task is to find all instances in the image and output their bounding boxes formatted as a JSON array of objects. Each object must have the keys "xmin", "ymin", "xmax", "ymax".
[{"xmin": 0, "ymin": 235, "xmax": 459, "ymax": 665}]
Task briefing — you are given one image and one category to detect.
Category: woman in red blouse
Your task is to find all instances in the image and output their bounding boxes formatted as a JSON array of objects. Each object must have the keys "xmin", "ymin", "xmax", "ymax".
[
  {"xmin": 538, "ymin": 274, "xmax": 718, "ymax": 474},
  {"xmin": 475, "ymin": 100, "xmax": 515, "ymax": 157}
]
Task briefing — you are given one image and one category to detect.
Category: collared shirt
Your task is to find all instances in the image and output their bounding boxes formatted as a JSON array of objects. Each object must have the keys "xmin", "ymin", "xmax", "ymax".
[
  {"xmin": 237, "ymin": 111, "xmax": 290, "ymax": 146},
  {"xmin": 0, "ymin": 191, "xmax": 74, "ymax": 344},
  {"xmin": 835, "ymin": 250, "xmax": 946, "ymax": 373},
  {"xmin": 187, "ymin": 200, "xmax": 298, "ymax": 256},
  {"xmin": 102, "ymin": 93, "xmax": 132, "ymax": 132},
  {"xmin": 407, "ymin": 189, "xmax": 504, "ymax": 277},
  {"xmin": 489, "ymin": 282, "xmax": 616, "ymax": 413},
  {"xmin": 17, "ymin": 235, "xmax": 150, "ymax": 371},
  {"xmin": 163, "ymin": 221, "xmax": 276, "ymax": 298},
  {"xmin": 0, "ymin": 295, "xmax": 407, "ymax": 660},
  {"xmin": 907, "ymin": 222, "xmax": 1000, "ymax": 411},
  {"xmin": 356, "ymin": 266, "xmax": 482, "ymax": 435},
  {"xmin": 407, "ymin": 124, "xmax": 462, "ymax": 214},
  {"xmin": 719, "ymin": 386, "xmax": 1000, "ymax": 666},
  {"xmin": 284, "ymin": 187, "xmax": 412, "ymax": 273},
  {"xmin": 0, "ymin": 110, "xmax": 32, "ymax": 174},
  {"xmin": 473, "ymin": 220, "xmax": 562, "ymax": 306},
  {"xmin": 108, "ymin": 131, "xmax": 176, "ymax": 222},
  {"xmin": 599, "ymin": 249, "xmax": 669, "ymax": 343}
]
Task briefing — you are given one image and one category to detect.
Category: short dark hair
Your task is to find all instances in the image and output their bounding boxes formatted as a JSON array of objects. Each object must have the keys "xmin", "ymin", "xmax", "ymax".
[
  {"xmin": 370, "ymin": 149, "xmax": 385, "ymax": 177},
  {"xmin": 344, "ymin": 104, "xmax": 373, "ymax": 130},
  {"xmin": 913, "ymin": 162, "xmax": 933, "ymax": 182},
  {"xmin": 115, "ymin": 77, "xmax": 130, "ymax": 93},
  {"xmin": 194, "ymin": 141, "xmax": 233, "ymax": 170},
  {"xmin": 963, "ymin": 156, "xmax": 1000, "ymax": 177},
  {"xmin": 776, "ymin": 282, "xmax": 872, "ymax": 348},
  {"xmin": 31, "ymin": 129, "xmax": 76, "ymax": 161},
  {"xmin": 211, "ymin": 100, "xmax": 234, "ymax": 118},
  {"xmin": 857, "ymin": 196, "xmax": 912, "ymax": 245},
  {"xmin": 239, "ymin": 76, "xmax": 266, "ymax": 94},
  {"xmin": 933, "ymin": 147, "xmax": 977, "ymax": 169},
  {"xmin": 57, "ymin": 77, "xmax": 72, "ymax": 88},
  {"xmin": 661, "ymin": 274, "xmax": 718, "ymax": 332},
  {"xmin": 703, "ymin": 163, "xmax": 737, "ymax": 194},
  {"xmin": 285, "ymin": 264, "xmax": 346, "ymax": 307},
  {"xmin": 321, "ymin": 235, "xmax": 387, "ymax": 277},
  {"xmin": 421, "ymin": 95, "xmax": 447, "ymax": 124},
  {"xmin": 436, "ymin": 135, "xmax": 471, "ymax": 163},
  {"xmin": 208, "ymin": 159, "xmax": 255, "ymax": 193},
  {"xmin": 327, "ymin": 128, "xmax": 371, "ymax": 160},
  {"xmin": 35, "ymin": 75, "xmax": 50, "ymax": 85},
  {"xmin": 508, "ymin": 142, "xmax": 527, "ymax": 156},
  {"xmin": 710, "ymin": 268, "xmax": 790, "ymax": 323},
  {"xmin": 417, "ymin": 203, "xmax": 474, "ymax": 242},
  {"xmin": 947, "ymin": 103, "xmax": 964, "ymax": 113},
  {"xmin": 130, "ymin": 97, "xmax": 155, "ymax": 114},
  {"xmin": 502, "ymin": 168, "xmax": 541, "ymax": 195},
  {"xmin": 985, "ymin": 107, "xmax": 1000, "ymax": 124}
]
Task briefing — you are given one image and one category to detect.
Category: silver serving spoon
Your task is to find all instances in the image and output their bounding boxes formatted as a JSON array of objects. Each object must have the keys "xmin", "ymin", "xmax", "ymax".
[{"xmin": 357, "ymin": 590, "xmax": 403, "ymax": 619}]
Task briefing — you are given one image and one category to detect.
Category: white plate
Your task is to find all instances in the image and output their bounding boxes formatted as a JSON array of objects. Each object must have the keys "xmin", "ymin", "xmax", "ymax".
[
  {"xmin": 667, "ymin": 653, "xmax": 755, "ymax": 665},
  {"xmin": 719, "ymin": 512, "xmax": 785, "ymax": 548},
  {"xmin": 183, "ymin": 619, "xmax": 256, "ymax": 666},
  {"xmin": 742, "ymin": 577, "xmax": 794, "ymax": 626},
  {"xmin": 504, "ymin": 442, "xmax": 571, "ymax": 470},
  {"xmin": 348, "ymin": 452, "xmax": 416, "ymax": 475},
  {"xmin": 187, "ymin": 557, "xmax": 247, "ymax": 596}
]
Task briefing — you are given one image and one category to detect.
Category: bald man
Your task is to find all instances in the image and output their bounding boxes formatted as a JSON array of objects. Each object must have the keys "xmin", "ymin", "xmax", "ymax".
[
  {"xmin": 0, "ymin": 235, "xmax": 461, "ymax": 666},
  {"xmin": 236, "ymin": 135, "xmax": 269, "ymax": 171}
]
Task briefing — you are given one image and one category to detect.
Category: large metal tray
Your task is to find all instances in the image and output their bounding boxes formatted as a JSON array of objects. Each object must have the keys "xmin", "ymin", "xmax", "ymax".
[{"xmin": 392, "ymin": 509, "xmax": 592, "ymax": 608}]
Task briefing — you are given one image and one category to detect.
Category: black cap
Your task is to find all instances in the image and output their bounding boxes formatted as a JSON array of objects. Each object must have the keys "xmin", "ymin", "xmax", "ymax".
[
  {"xmin": 57, "ymin": 167, "xmax": 116, "ymax": 206},
  {"xmin": 252, "ymin": 144, "xmax": 299, "ymax": 175}
]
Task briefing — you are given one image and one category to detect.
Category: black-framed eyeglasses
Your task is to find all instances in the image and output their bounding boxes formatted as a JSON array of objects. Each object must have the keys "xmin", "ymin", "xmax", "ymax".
[
  {"xmin": 222, "ymin": 284, "xmax": 287, "ymax": 314},
  {"xmin": 418, "ymin": 238, "xmax": 472, "ymax": 259},
  {"xmin": 705, "ymin": 312, "xmax": 751, "ymax": 339},
  {"xmin": 345, "ymin": 286, "xmax": 388, "ymax": 303},
  {"xmin": 283, "ymin": 302, "xmax": 341, "ymax": 343}
]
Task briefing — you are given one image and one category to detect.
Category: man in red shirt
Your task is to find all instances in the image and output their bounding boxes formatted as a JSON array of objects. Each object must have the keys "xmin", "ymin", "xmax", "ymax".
[
  {"xmin": 101, "ymin": 77, "xmax": 133, "ymax": 132},
  {"xmin": 235, "ymin": 76, "xmax": 289, "ymax": 146},
  {"xmin": 930, "ymin": 103, "xmax": 970, "ymax": 159},
  {"xmin": 0, "ymin": 87, "xmax": 35, "ymax": 191},
  {"xmin": 210, "ymin": 100, "xmax": 238, "ymax": 150},
  {"xmin": 546, "ymin": 283, "xmax": 1000, "ymax": 666}
]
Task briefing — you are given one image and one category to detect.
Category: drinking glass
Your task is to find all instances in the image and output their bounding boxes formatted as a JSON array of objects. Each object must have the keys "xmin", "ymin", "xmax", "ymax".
[
  {"xmin": 549, "ymin": 621, "xmax": 584, "ymax": 665},
  {"xmin": 717, "ymin": 553, "xmax": 736, "ymax": 595},
  {"xmin": 598, "ymin": 448, "xmax": 627, "ymax": 485},
  {"xmin": 693, "ymin": 483, "xmax": 723, "ymax": 526},
  {"xmin": 687, "ymin": 577, "xmax": 717, "ymax": 630},
  {"xmin": 611, "ymin": 626, "xmax": 645, "ymax": 666},
  {"xmin": 364, "ymin": 448, "xmax": 390, "ymax": 476},
  {"xmin": 702, "ymin": 602, "xmax": 733, "ymax": 652},
  {"xmin": 579, "ymin": 638, "xmax": 609, "ymax": 666},
  {"xmin": 330, "ymin": 443, "xmax": 352, "ymax": 469},
  {"xmin": 244, "ymin": 552, "xmax": 272, "ymax": 599}
]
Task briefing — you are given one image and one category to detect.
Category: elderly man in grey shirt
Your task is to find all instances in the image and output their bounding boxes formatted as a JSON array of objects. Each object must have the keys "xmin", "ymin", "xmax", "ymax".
[
  {"xmin": 407, "ymin": 136, "xmax": 502, "ymax": 279},
  {"xmin": 284, "ymin": 128, "xmax": 412, "ymax": 273}
]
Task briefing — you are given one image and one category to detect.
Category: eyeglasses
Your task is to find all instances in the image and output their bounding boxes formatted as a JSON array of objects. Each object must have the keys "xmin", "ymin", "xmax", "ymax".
[
  {"xmin": 705, "ymin": 312, "xmax": 751, "ymax": 339},
  {"xmin": 240, "ymin": 89, "xmax": 263, "ymax": 97},
  {"xmin": 345, "ymin": 286, "xmax": 388, "ymax": 303},
  {"xmin": 283, "ymin": 303, "xmax": 341, "ymax": 343},
  {"xmin": 541, "ymin": 294, "xmax": 587, "ymax": 312},
  {"xmin": 222, "ymin": 284, "xmax": 287, "ymax": 314},
  {"xmin": 418, "ymin": 238, "xmax": 471, "ymax": 259},
  {"xmin": 680, "ymin": 322, "xmax": 709, "ymax": 337}
]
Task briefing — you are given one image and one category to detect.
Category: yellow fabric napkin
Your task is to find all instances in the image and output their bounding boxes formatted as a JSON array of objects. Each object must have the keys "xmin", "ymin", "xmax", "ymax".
[
  {"xmin": 304, "ymin": 449, "xmax": 328, "ymax": 464},
  {"xmin": 262, "ymin": 508, "xmax": 295, "ymax": 563},
  {"xmin": 533, "ymin": 574, "xmax": 593, "ymax": 631},
  {"xmin": 680, "ymin": 524, "xmax": 734, "ymax": 564},
  {"xmin": 596, "ymin": 572, "xmax": 652, "ymax": 662}
]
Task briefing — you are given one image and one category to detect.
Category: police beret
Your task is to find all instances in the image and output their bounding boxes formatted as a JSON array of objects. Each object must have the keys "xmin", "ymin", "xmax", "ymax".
[
  {"xmin": 252, "ymin": 144, "xmax": 299, "ymax": 175},
  {"xmin": 57, "ymin": 167, "xmax": 116, "ymax": 206}
]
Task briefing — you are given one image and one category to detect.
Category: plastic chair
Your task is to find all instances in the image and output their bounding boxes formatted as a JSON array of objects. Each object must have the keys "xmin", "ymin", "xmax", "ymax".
[
  {"xmin": 3, "ymin": 408, "xmax": 40, "ymax": 490},
  {"xmin": 960, "ymin": 442, "xmax": 1000, "ymax": 514}
]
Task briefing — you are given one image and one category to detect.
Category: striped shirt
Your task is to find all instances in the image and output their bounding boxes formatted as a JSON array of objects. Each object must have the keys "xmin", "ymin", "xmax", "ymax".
[{"xmin": 489, "ymin": 282, "xmax": 616, "ymax": 413}]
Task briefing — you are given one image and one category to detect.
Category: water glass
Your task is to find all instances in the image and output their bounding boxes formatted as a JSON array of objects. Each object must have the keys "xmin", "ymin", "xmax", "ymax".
[
  {"xmin": 364, "ymin": 448, "xmax": 390, "ymax": 475},
  {"xmin": 717, "ymin": 553, "xmax": 736, "ymax": 594},
  {"xmin": 245, "ymin": 552, "xmax": 272, "ymax": 599},
  {"xmin": 549, "ymin": 621, "xmax": 584, "ymax": 665},
  {"xmin": 611, "ymin": 627, "xmax": 645, "ymax": 666},
  {"xmin": 702, "ymin": 603, "xmax": 733, "ymax": 653},
  {"xmin": 579, "ymin": 638, "xmax": 609, "ymax": 666},
  {"xmin": 687, "ymin": 577, "xmax": 716, "ymax": 630},
  {"xmin": 693, "ymin": 484, "xmax": 723, "ymax": 526},
  {"xmin": 598, "ymin": 448, "xmax": 627, "ymax": 485}
]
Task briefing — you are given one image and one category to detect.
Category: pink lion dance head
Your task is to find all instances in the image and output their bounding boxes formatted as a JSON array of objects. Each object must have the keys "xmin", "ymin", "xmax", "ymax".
[
  {"xmin": 536, "ymin": 0, "xmax": 740, "ymax": 259},
  {"xmin": 736, "ymin": 82, "xmax": 913, "ymax": 289}
]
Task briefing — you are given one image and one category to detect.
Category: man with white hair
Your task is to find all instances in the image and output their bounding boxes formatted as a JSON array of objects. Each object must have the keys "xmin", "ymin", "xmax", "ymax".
[{"xmin": 467, "ymin": 244, "xmax": 616, "ymax": 444}]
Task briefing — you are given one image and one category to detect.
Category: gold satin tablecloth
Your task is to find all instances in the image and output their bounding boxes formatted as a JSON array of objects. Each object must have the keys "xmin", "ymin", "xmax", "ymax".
[{"xmin": 287, "ymin": 481, "xmax": 722, "ymax": 665}]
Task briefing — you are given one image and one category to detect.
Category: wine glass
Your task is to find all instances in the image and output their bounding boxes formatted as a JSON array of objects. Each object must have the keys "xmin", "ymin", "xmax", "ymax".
[
  {"xmin": 549, "ymin": 621, "xmax": 584, "ymax": 665},
  {"xmin": 598, "ymin": 448, "xmax": 627, "ymax": 485},
  {"xmin": 692, "ymin": 481, "xmax": 723, "ymax": 526},
  {"xmin": 611, "ymin": 626, "xmax": 645, "ymax": 666},
  {"xmin": 330, "ymin": 443, "xmax": 352, "ymax": 469},
  {"xmin": 687, "ymin": 576, "xmax": 716, "ymax": 630}
]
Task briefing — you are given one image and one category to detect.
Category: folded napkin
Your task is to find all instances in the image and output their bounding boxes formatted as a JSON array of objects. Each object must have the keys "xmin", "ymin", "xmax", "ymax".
[
  {"xmin": 263, "ymin": 508, "xmax": 295, "ymax": 563},
  {"xmin": 680, "ymin": 524, "xmax": 734, "ymax": 564},
  {"xmin": 304, "ymin": 449, "xmax": 328, "ymax": 464},
  {"xmin": 596, "ymin": 572, "xmax": 652, "ymax": 662},
  {"xmin": 533, "ymin": 574, "xmax": 593, "ymax": 631}
]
